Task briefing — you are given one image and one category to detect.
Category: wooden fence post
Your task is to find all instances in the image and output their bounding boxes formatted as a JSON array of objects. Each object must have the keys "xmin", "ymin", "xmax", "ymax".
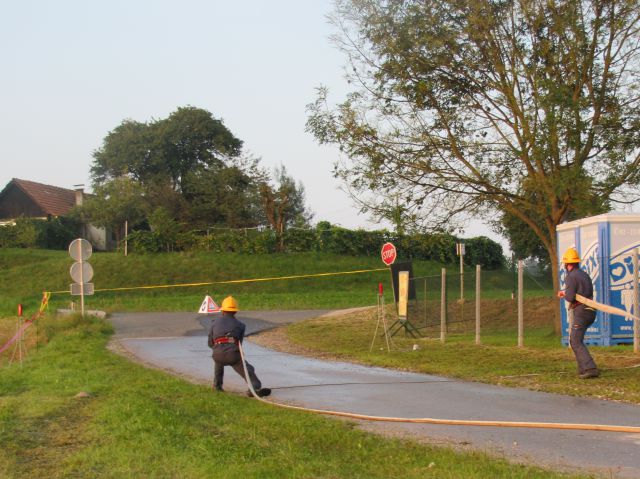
[
  {"xmin": 476, "ymin": 264, "xmax": 481, "ymax": 345},
  {"xmin": 518, "ymin": 259, "xmax": 524, "ymax": 348},
  {"xmin": 441, "ymin": 268, "xmax": 447, "ymax": 343}
]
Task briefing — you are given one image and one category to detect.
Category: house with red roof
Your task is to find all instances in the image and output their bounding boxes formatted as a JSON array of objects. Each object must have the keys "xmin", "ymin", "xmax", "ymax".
[{"xmin": 0, "ymin": 178, "xmax": 113, "ymax": 250}]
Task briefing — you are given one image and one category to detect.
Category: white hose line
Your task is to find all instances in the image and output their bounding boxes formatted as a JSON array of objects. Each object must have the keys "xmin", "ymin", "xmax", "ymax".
[
  {"xmin": 238, "ymin": 343, "xmax": 640, "ymax": 434},
  {"xmin": 576, "ymin": 294, "xmax": 640, "ymax": 322}
]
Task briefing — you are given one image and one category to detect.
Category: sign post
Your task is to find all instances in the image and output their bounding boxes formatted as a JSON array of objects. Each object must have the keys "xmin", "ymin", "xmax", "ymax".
[
  {"xmin": 69, "ymin": 238, "xmax": 94, "ymax": 317},
  {"xmin": 381, "ymin": 242, "xmax": 420, "ymax": 338}
]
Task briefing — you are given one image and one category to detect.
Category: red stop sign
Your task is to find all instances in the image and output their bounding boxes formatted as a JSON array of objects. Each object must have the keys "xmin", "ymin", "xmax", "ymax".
[{"xmin": 381, "ymin": 242, "xmax": 397, "ymax": 266}]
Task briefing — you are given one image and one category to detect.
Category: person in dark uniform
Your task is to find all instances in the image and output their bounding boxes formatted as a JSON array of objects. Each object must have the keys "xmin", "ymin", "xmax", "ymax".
[
  {"xmin": 557, "ymin": 247, "xmax": 599, "ymax": 379},
  {"xmin": 207, "ymin": 295, "xmax": 271, "ymax": 397}
]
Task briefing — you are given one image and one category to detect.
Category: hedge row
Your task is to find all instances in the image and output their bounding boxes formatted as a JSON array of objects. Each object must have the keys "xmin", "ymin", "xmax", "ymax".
[
  {"xmin": 127, "ymin": 225, "xmax": 505, "ymax": 269},
  {"xmin": 0, "ymin": 217, "xmax": 80, "ymax": 250},
  {"xmin": 0, "ymin": 219, "xmax": 505, "ymax": 269}
]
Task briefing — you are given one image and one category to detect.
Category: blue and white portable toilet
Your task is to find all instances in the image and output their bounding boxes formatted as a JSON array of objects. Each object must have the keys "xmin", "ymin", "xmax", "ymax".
[{"xmin": 557, "ymin": 213, "xmax": 640, "ymax": 346}]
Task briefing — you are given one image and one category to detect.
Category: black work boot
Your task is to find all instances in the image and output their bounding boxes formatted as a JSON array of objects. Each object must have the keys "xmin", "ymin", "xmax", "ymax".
[
  {"xmin": 579, "ymin": 368, "xmax": 600, "ymax": 379},
  {"xmin": 256, "ymin": 388, "xmax": 271, "ymax": 397},
  {"xmin": 246, "ymin": 388, "xmax": 271, "ymax": 398}
]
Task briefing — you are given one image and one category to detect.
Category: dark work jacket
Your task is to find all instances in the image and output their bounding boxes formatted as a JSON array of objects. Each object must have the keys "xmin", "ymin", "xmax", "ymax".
[
  {"xmin": 564, "ymin": 267, "xmax": 594, "ymax": 309},
  {"xmin": 207, "ymin": 312, "xmax": 246, "ymax": 352}
]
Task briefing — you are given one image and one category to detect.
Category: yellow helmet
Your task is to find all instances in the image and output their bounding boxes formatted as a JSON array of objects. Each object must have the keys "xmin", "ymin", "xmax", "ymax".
[
  {"xmin": 220, "ymin": 295, "xmax": 239, "ymax": 312},
  {"xmin": 562, "ymin": 247, "xmax": 580, "ymax": 264}
]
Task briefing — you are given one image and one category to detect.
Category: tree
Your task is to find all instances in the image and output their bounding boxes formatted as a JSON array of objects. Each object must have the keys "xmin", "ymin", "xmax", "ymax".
[
  {"xmin": 307, "ymin": 0, "xmax": 640, "ymax": 329},
  {"xmin": 260, "ymin": 165, "xmax": 313, "ymax": 251},
  {"xmin": 81, "ymin": 177, "xmax": 149, "ymax": 246},
  {"xmin": 181, "ymin": 155, "xmax": 267, "ymax": 228},
  {"xmin": 90, "ymin": 106, "xmax": 253, "ymax": 225},
  {"xmin": 91, "ymin": 106, "xmax": 243, "ymax": 195}
]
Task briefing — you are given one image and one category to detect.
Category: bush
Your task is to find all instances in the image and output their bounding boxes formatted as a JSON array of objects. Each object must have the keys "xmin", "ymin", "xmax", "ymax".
[
  {"xmin": 0, "ymin": 217, "xmax": 79, "ymax": 249},
  {"xmin": 127, "ymin": 230, "xmax": 162, "ymax": 254},
  {"xmin": 1, "ymin": 217, "xmax": 506, "ymax": 269}
]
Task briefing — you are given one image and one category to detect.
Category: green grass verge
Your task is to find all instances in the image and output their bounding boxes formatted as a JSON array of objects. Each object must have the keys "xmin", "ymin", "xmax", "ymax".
[
  {"xmin": 0, "ymin": 248, "xmax": 551, "ymax": 316},
  {"xmin": 0, "ymin": 315, "xmax": 584, "ymax": 478}
]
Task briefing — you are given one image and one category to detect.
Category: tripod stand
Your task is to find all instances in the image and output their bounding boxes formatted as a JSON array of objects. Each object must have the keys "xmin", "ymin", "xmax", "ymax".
[{"xmin": 370, "ymin": 291, "xmax": 392, "ymax": 352}]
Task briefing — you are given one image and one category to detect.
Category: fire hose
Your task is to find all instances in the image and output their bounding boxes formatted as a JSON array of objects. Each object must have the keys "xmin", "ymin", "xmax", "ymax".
[
  {"xmin": 238, "ymin": 344, "xmax": 640, "ymax": 434},
  {"xmin": 576, "ymin": 294, "xmax": 640, "ymax": 322}
]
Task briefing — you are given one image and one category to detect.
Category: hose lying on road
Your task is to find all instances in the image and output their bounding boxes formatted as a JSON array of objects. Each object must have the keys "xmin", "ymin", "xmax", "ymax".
[{"xmin": 238, "ymin": 343, "xmax": 640, "ymax": 434}]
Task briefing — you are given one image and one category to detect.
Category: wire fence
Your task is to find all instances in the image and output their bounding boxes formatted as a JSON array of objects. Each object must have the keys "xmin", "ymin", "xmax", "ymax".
[{"xmin": 404, "ymin": 267, "xmax": 555, "ymax": 340}]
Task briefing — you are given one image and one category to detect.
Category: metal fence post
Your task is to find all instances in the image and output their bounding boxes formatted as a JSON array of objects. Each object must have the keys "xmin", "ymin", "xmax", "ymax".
[
  {"xmin": 634, "ymin": 249, "xmax": 639, "ymax": 354},
  {"xmin": 424, "ymin": 278, "xmax": 428, "ymax": 329},
  {"xmin": 441, "ymin": 268, "xmax": 447, "ymax": 343},
  {"xmin": 476, "ymin": 264, "xmax": 481, "ymax": 345},
  {"xmin": 518, "ymin": 259, "xmax": 524, "ymax": 348}
]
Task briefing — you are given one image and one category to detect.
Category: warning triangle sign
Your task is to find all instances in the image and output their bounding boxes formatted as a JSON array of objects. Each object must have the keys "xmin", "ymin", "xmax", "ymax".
[{"xmin": 198, "ymin": 295, "xmax": 220, "ymax": 314}]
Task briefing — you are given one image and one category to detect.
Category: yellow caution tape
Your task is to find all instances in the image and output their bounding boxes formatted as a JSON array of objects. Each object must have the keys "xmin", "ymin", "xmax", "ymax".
[{"xmin": 47, "ymin": 267, "xmax": 388, "ymax": 296}]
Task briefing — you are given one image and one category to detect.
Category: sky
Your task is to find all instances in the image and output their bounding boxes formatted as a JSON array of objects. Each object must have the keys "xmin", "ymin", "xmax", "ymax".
[{"xmin": 0, "ymin": 0, "xmax": 506, "ymax": 248}]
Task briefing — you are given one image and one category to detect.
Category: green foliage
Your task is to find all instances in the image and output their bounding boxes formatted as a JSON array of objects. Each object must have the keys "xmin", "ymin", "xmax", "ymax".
[
  {"xmin": 464, "ymin": 236, "xmax": 505, "ymax": 269},
  {"xmin": 89, "ymin": 106, "xmax": 313, "ymax": 236},
  {"xmin": 260, "ymin": 164, "xmax": 314, "ymax": 251},
  {"xmin": 91, "ymin": 106, "xmax": 242, "ymax": 191},
  {"xmin": 12, "ymin": 217, "xmax": 38, "ymax": 247},
  {"xmin": 308, "ymin": 0, "xmax": 640, "ymax": 290},
  {"xmin": 148, "ymin": 207, "xmax": 181, "ymax": 252},
  {"xmin": 126, "ymin": 230, "xmax": 163, "ymax": 254},
  {"xmin": 81, "ymin": 176, "xmax": 148, "ymax": 244},
  {"xmin": 124, "ymin": 223, "xmax": 504, "ymax": 268},
  {"xmin": 0, "ymin": 217, "xmax": 79, "ymax": 250}
]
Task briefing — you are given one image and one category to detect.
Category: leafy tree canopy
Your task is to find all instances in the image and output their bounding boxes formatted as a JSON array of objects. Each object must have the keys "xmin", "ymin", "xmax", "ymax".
[
  {"xmin": 307, "ymin": 0, "xmax": 640, "ymax": 295},
  {"xmin": 91, "ymin": 106, "xmax": 243, "ymax": 193},
  {"xmin": 89, "ymin": 106, "xmax": 313, "ymax": 237},
  {"xmin": 260, "ymin": 164, "xmax": 314, "ymax": 251}
]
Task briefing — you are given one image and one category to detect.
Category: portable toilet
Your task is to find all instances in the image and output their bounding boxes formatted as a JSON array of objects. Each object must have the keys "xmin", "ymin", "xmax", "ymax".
[{"xmin": 557, "ymin": 213, "xmax": 640, "ymax": 346}]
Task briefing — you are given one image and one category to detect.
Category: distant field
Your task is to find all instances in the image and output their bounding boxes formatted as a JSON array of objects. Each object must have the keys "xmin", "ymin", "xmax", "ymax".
[{"xmin": 0, "ymin": 248, "xmax": 552, "ymax": 316}]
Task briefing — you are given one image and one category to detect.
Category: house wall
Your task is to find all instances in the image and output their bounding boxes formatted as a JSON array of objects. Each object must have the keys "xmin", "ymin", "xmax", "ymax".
[
  {"xmin": 0, "ymin": 186, "xmax": 47, "ymax": 219},
  {"xmin": 83, "ymin": 224, "xmax": 112, "ymax": 251}
]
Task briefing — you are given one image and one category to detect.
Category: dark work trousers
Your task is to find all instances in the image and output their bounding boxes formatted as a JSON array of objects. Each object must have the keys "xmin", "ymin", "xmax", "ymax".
[
  {"xmin": 212, "ymin": 345, "xmax": 262, "ymax": 391},
  {"xmin": 569, "ymin": 305, "xmax": 598, "ymax": 374}
]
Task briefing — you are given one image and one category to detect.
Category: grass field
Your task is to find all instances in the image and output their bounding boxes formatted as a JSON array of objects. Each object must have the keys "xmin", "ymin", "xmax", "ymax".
[
  {"xmin": 0, "ymin": 247, "xmax": 611, "ymax": 477},
  {"xmin": 0, "ymin": 248, "xmax": 551, "ymax": 316},
  {"xmin": 0, "ymin": 315, "xmax": 586, "ymax": 478}
]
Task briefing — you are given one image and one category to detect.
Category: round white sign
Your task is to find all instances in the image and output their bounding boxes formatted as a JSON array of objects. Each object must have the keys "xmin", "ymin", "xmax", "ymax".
[
  {"xmin": 69, "ymin": 238, "xmax": 93, "ymax": 261},
  {"xmin": 70, "ymin": 261, "xmax": 94, "ymax": 283}
]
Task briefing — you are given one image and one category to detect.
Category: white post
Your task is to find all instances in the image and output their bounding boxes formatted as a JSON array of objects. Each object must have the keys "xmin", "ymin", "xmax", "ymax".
[
  {"xmin": 476, "ymin": 264, "xmax": 481, "ymax": 345},
  {"xmin": 424, "ymin": 279, "xmax": 427, "ymax": 328},
  {"xmin": 460, "ymin": 250, "xmax": 464, "ymax": 301},
  {"xmin": 124, "ymin": 220, "xmax": 128, "ymax": 256},
  {"xmin": 517, "ymin": 259, "xmax": 523, "ymax": 347},
  {"xmin": 78, "ymin": 240, "xmax": 85, "ymax": 318},
  {"xmin": 634, "ymin": 249, "xmax": 639, "ymax": 354},
  {"xmin": 441, "ymin": 268, "xmax": 447, "ymax": 343}
]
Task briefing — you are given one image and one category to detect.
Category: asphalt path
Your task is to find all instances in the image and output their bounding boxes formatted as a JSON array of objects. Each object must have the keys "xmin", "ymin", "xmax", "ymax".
[{"xmin": 109, "ymin": 311, "xmax": 640, "ymax": 478}]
